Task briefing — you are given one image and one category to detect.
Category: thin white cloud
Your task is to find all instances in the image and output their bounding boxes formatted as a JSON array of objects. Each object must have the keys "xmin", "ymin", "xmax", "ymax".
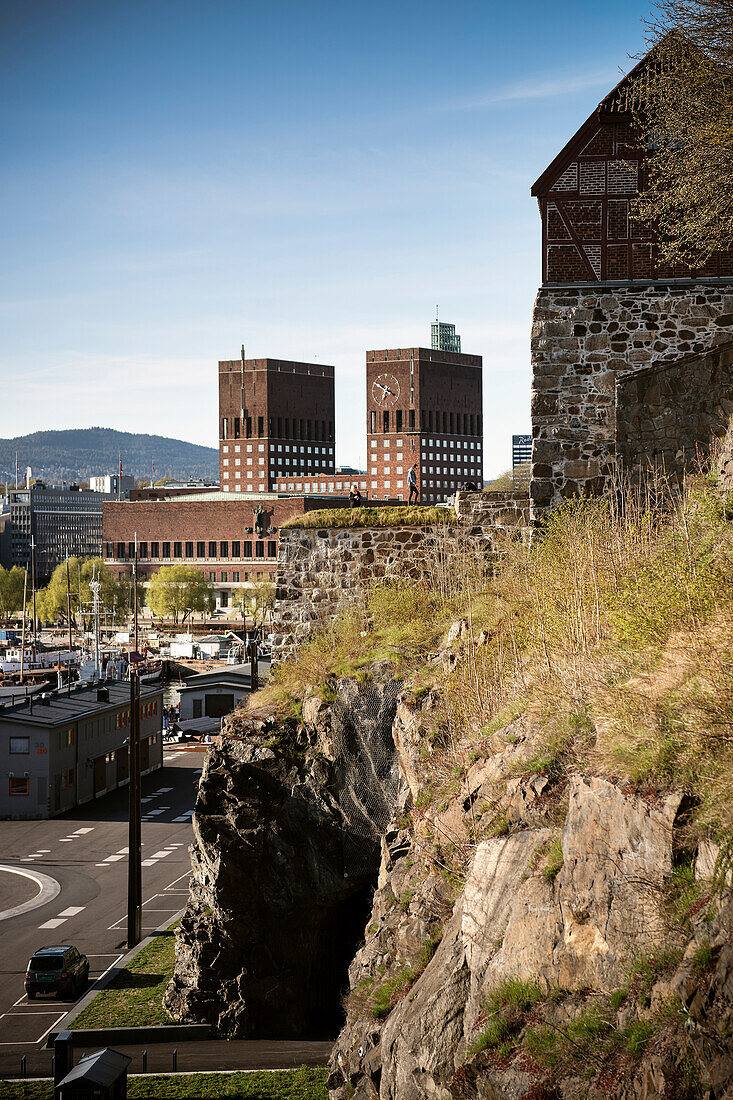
[{"xmin": 446, "ymin": 65, "xmax": 623, "ymax": 111}]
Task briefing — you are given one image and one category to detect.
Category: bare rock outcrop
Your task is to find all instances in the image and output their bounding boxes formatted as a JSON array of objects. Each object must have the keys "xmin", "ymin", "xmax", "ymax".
[{"xmin": 164, "ymin": 673, "xmax": 402, "ymax": 1038}]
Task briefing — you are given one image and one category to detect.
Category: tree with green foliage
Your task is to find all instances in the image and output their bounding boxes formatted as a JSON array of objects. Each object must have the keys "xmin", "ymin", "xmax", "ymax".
[
  {"xmin": 632, "ymin": 2, "xmax": 733, "ymax": 265},
  {"xmin": 248, "ymin": 579, "xmax": 276, "ymax": 629},
  {"xmin": 146, "ymin": 565, "xmax": 214, "ymax": 623},
  {"xmin": 35, "ymin": 557, "xmax": 136, "ymax": 627},
  {"xmin": 0, "ymin": 566, "xmax": 26, "ymax": 617}
]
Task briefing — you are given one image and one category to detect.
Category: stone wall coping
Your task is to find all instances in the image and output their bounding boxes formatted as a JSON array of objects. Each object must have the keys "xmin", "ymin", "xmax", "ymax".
[
  {"xmin": 616, "ymin": 338, "xmax": 733, "ymax": 387},
  {"xmin": 541, "ymin": 278, "xmax": 733, "ymax": 291}
]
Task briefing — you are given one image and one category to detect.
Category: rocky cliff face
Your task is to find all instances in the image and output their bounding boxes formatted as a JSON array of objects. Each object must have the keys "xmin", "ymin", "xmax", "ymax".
[
  {"xmin": 166, "ymin": 637, "xmax": 732, "ymax": 1095},
  {"xmin": 165, "ymin": 673, "xmax": 401, "ymax": 1038},
  {"xmin": 329, "ymin": 692, "xmax": 733, "ymax": 1099}
]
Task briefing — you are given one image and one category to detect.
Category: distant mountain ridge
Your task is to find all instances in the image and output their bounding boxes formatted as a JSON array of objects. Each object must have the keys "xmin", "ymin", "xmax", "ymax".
[{"xmin": 0, "ymin": 427, "xmax": 219, "ymax": 485}]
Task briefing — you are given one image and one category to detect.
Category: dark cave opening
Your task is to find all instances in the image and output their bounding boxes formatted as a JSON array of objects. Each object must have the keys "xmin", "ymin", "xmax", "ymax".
[{"xmin": 305, "ymin": 880, "xmax": 376, "ymax": 1038}]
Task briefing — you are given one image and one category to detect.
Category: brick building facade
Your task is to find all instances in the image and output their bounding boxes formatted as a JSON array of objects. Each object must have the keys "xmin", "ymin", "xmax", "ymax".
[
  {"xmin": 102, "ymin": 490, "xmax": 348, "ymax": 611},
  {"xmin": 218, "ymin": 353, "xmax": 335, "ymax": 493},
  {"xmin": 530, "ymin": 46, "xmax": 733, "ymax": 517},
  {"xmin": 366, "ymin": 335, "xmax": 483, "ymax": 502}
]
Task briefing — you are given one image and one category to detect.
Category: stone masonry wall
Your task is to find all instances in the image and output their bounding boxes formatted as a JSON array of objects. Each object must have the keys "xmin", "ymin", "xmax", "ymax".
[
  {"xmin": 616, "ymin": 340, "xmax": 733, "ymax": 480},
  {"xmin": 272, "ymin": 495, "xmax": 529, "ymax": 662},
  {"xmin": 531, "ymin": 281, "xmax": 733, "ymax": 517}
]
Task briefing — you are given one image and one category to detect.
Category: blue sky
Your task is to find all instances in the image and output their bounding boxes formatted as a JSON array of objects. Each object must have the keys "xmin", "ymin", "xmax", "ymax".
[{"xmin": 1, "ymin": 0, "xmax": 650, "ymax": 477}]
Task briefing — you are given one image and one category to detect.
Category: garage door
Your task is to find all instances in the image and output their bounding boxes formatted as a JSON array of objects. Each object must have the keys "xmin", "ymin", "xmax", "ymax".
[{"xmin": 205, "ymin": 693, "xmax": 235, "ymax": 718}]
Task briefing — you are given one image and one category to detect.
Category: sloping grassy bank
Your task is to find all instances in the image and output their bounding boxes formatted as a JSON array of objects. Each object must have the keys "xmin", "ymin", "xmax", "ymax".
[{"xmin": 0, "ymin": 1067, "xmax": 328, "ymax": 1099}]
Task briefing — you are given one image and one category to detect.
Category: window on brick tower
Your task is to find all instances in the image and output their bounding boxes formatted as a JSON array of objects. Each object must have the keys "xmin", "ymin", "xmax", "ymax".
[
  {"xmin": 269, "ymin": 417, "xmax": 274, "ymax": 435},
  {"xmin": 383, "ymin": 410, "xmax": 389, "ymax": 433},
  {"xmin": 329, "ymin": 420, "xmax": 334, "ymax": 441},
  {"xmin": 285, "ymin": 417, "xmax": 290, "ymax": 438},
  {"xmin": 258, "ymin": 416, "xmax": 264, "ymax": 437},
  {"xmin": 234, "ymin": 416, "xmax": 240, "ymax": 438},
  {"xmin": 396, "ymin": 409, "xmax": 403, "ymax": 432},
  {"xmin": 277, "ymin": 417, "xmax": 282, "ymax": 438},
  {"xmin": 222, "ymin": 418, "xmax": 227, "ymax": 439},
  {"xmin": 409, "ymin": 409, "xmax": 415, "ymax": 429},
  {"xmin": 370, "ymin": 410, "xmax": 376, "ymax": 433},
  {"xmin": 246, "ymin": 416, "xmax": 252, "ymax": 438}
]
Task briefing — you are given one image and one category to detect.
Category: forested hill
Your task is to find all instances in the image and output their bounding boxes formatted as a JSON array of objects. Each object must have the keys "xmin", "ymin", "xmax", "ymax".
[{"xmin": 0, "ymin": 428, "xmax": 218, "ymax": 485}]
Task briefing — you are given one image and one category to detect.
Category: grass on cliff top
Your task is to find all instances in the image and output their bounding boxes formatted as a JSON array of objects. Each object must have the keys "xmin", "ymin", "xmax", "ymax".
[
  {"xmin": 72, "ymin": 923, "xmax": 178, "ymax": 1029},
  {"xmin": 0, "ymin": 1067, "xmax": 328, "ymax": 1099},
  {"xmin": 263, "ymin": 463, "xmax": 733, "ymax": 856},
  {"xmin": 280, "ymin": 504, "xmax": 455, "ymax": 529}
]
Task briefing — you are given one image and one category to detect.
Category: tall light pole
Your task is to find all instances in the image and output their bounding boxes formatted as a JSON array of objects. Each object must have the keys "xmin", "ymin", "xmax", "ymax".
[{"xmin": 127, "ymin": 536, "xmax": 142, "ymax": 947}]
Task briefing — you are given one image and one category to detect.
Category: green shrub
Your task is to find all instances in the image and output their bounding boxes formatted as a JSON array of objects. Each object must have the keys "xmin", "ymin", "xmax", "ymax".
[
  {"xmin": 622, "ymin": 1019, "xmax": 656, "ymax": 1058},
  {"xmin": 281, "ymin": 506, "xmax": 455, "ymax": 530},
  {"xmin": 542, "ymin": 838, "xmax": 564, "ymax": 882}
]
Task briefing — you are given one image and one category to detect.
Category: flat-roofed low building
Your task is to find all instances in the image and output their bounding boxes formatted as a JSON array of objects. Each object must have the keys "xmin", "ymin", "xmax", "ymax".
[{"xmin": 0, "ymin": 681, "xmax": 163, "ymax": 818}]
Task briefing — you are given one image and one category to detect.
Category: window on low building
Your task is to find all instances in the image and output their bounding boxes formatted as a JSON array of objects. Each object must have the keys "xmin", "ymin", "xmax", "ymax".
[
  {"xmin": 208, "ymin": 541, "xmax": 217, "ymax": 557},
  {"xmin": 162, "ymin": 542, "xmax": 170, "ymax": 558},
  {"xmin": 255, "ymin": 541, "xmax": 265, "ymax": 558},
  {"xmin": 139, "ymin": 542, "xmax": 148, "ymax": 559},
  {"xmin": 232, "ymin": 540, "xmax": 240, "ymax": 557},
  {"xmin": 185, "ymin": 542, "xmax": 194, "ymax": 558},
  {"xmin": 243, "ymin": 542, "xmax": 252, "ymax": 558},
  {"xmin": 232, "ymin": 571, "xmax": 240, "ymax": 582},
  {"xmin": 173, "ymin": 542, "xmax": 182, "ymax": 558},
  {"xmin": 197, "ymin": 541, "xmax": 205, "ymax": 557},
  {"xmin": 151, "ymin": 542, "xmax": 159, "ymax": 557},
  {"xmin": 267, "ymin": 540, "xmax": 277, "ymax": 558},
  {"xmin": 9, "ymin": 736, "xmax": 29, "ymax": 754}
]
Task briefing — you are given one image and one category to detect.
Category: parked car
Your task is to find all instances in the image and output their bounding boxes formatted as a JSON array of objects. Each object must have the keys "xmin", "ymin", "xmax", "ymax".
[{"xmin": 25, "ymin": 945, "xmax": 89, "ymax": 1000}]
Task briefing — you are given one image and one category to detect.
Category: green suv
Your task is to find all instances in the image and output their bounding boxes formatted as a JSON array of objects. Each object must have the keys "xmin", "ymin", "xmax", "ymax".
[{"xmin": 25, "ymin": 945, "xmax": 90, "ymax": 1000}]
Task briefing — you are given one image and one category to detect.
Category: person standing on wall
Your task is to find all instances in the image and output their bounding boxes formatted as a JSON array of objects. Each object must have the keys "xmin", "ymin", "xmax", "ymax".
[
  {"xmin": 408, "ymin": 463, "xmax": 420, "ymax": 505},
  {"xmin": 349, "ymin": 484, "xmax": 362, "ymax": 509}
]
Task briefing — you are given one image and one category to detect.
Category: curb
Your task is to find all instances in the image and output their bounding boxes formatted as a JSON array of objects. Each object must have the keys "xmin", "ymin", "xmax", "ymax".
[
  {"xmin": 46, "ymin": 907, "xmax": 203, "ymax": 1047},
  {"xmin": 0, "ymin": 865, "xmax": 61, "ymax": 922}
]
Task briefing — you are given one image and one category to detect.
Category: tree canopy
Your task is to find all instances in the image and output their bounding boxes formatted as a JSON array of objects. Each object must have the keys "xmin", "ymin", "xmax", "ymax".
[
  {"xmin": 632, "ymin": 2, "xmax": 733, "ymax": 264},
  {"xmin": 35, "ymin": 557, "xmax": 138, "ymax": 626},
  {"xmin": 0, "ymin": 566, "xmax": 26, "ymax": 617},
  {"xmin": 146, "ymin": 565, "xmax": 214, "ymax": 623}
]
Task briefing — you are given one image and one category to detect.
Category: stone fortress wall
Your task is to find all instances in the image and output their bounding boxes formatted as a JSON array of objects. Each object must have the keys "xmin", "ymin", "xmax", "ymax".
[
  {"xmin": 616, "ymin": 339, "xmax": 733, "ymax": 480},
  {"xmin": 271, "ymin": 492, "xmax": 529, "ymax": 662},
  {"xmin": 530, "ymin": 281, "xmax": 733, "ymax": 516}
]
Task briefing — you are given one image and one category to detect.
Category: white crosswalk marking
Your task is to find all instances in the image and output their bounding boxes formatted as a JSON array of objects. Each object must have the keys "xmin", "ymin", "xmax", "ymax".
[
  {"xmin": 58, "ymin": 906, "xmax": 85, "ymax": 917},
  {"xmin": 104, "ymin": 854, "xmax": 125, "ymax": 862},
  {"xmin": 39, "ymin": 918, "xmax": 66, "ymax": 929}
]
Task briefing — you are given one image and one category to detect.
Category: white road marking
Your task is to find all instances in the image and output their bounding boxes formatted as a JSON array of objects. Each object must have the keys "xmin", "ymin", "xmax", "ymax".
[
  {"xmin": 58, "ymin": 906, "xmax": 85, "ymax": 917},
  {"xmin": 39, "ymin": 918, "xmax": 66, "ymax": 929},
  {"xmin": 141, "ymin": 797, "xmax": 154, "ymax": 803},
  {"xmin": 36, "ymin": 850, "xmax": 51, "ymax": 853},
  {"xmin": 155, "ymin": 787, "xmax": 174, "ymax": 793},
  {"xmin": 95, "ymin": 863, "xmax": 110, "ymax": 868},
  {"xmin": 152, "ymin": 851, "xmax": 171, "ymax": 858},
  {"xmin": 58, "ymin": 838, "xmax": 75, "ymax": 843},
  {"xmin": 73, "ymin": 828, "xmax": 94, "ymax": 834},
  {"xmin": 141, "ymin": 859, "xmax": 158, "ymax": 867},
  {"xmin": 146, "ymin": 809, "xmax": 164, "ymax": 816},
  {"xmin": 104, "ymin": 854, "xmax": 125, "ymax": 862},
  {"xmin": 117, "ymin": 847, "xmax": 129, "ymax": 855}
]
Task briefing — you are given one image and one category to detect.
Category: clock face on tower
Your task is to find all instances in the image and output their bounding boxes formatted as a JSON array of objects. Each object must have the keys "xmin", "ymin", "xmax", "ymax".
[{"xmin": 371, "ymin": 374, "xmax": 400, "ymax": 406}]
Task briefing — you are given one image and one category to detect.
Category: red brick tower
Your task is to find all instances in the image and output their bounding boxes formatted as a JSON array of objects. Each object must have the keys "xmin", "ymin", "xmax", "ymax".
[
  {"xmin": 219, "ymin": 350, "xmax": 335, "ymax": 492},
  {"xmin": 365, "ymin": 328, "xmax": 482, "ymax": 501}
]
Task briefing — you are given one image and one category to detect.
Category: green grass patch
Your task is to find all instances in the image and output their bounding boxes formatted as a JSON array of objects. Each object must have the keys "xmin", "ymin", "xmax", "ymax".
[
  {"xmin": 281, "ymin": 506, "xmax": 455, "ymax": 530},
  {"xmin": 0, "ymin": 1067, "xmax": 328, "ymax": 1099},
  {"xmin": 371, "ymin": 967, "xmax": 415, "ymax": 1018},
  {"xmin": 72, "ymin": 924, "xmax": 178, "ymax": 1029},
  {"xmin": 541, "ymin": 838, "xmax": 564, "ymax": 882}
]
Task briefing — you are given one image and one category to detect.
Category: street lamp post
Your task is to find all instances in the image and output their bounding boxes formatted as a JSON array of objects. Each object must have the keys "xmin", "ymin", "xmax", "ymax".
[{"xmin": 127, "ymin": 535, "xmax": 142, "ymax": 947}]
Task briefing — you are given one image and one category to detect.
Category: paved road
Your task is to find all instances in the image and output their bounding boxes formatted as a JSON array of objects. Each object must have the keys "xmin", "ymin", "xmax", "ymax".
[{"xmin": 0, "ymin": 748, "xmax": 203, "ymax": 1077}]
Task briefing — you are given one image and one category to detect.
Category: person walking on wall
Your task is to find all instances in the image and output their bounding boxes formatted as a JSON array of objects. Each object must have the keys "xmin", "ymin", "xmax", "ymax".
[{"xmin": 408, "ymin": 463, "xmax": 420, "ymax": 505}]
